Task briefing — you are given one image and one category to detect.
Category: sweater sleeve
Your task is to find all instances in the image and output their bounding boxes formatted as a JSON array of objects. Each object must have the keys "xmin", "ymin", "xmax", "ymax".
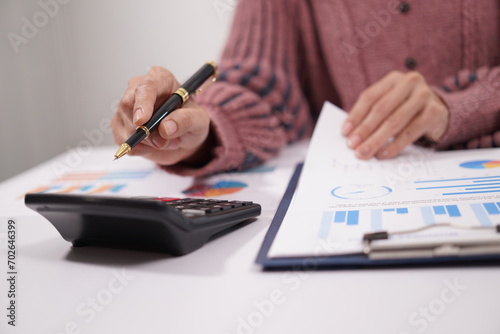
[
  {"xmin": 433, "ymin": 66, "xmax": 500, "ymax": 150},
  {"xmin": 162, "ymin": 0, "xmax": 314, "ymax": 176}
]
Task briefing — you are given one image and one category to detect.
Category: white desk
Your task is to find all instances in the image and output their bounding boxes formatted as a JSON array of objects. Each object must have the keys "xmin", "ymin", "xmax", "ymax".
[{"xmin": 1, "ymin": 143, "xmax": 499, "ymax": 334}]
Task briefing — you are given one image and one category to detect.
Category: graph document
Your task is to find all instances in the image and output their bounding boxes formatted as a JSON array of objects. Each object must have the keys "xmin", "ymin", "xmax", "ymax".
[{"xmin": 268, "ymin": 102, "xmax": 500, "ymax": 258}]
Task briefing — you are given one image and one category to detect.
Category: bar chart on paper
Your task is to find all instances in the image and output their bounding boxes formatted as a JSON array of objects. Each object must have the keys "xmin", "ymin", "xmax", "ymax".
[
  {"xmin": 318, "ymin": 201, "xmax": 500, "ymax": 241},
  {"xmin": 266, "ymin": 102, "xmax": 500, "ymax": 259},
  {"xmin": 415, "ymin": 174, "xmax": 500, "ymax": 196},
  {"xmin": 20, "ymin": 169, "xmax": 155, "ymax": 198}
]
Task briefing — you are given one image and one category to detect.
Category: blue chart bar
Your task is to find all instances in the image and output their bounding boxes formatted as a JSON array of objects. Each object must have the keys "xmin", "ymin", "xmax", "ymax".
[
  {"xmin": 415, "ymin": 175, "xmax": 500, "ymax": 183},
  {"xmin": 471, "ymin": 204, "xmax": 492, "ymax": 227},
  {"xmin": 110, "ymin": 184, "xmax": 127, "ymax": 193},
  {"xmin": 416, "ymin": 182, "xmax": 500, "ymax": 190},
  {"xmin": 320, "ymin": 201, "xmax": 500, "ymax": 238},
  {"xmin": 465, "ymin": 186, "xmax": 500, "ymax": 191},
  {"xmin": 80, "ymin": 185, "xmax": 93, "ymax": 192},
  {"xmin": 334, "ymin": 211, "xmax": 346, "ymax": 223},
  {"xmin": 371, "ymin": 209, "xmax": 382, "ymax": 231},
  {"xmin": 420, "ymin": 207, "xmax": 435, "ymax": 225},
  {"xmin": 444, "ymin": 189, "xmax": 500, "ymax": 196},
  {"xmin": 483, "ymin": 203, "xmax": 500, "ymax": 215},
  {"xmin": 445, "ymin": 205, "xmax": 461, "ymax": 217},
  {"xmin": 474, "ymin": 179, "xmax": 500, "ymax": 183},
  {"xmin": 40, "ymin": 185, "xmax": 62, "ymax": 194},
  {"xmin": 346, "ymin": 211, "xmax": 359, "ymax": 225},
  {"xmin": 318, "ymin": 212, "xmax": 334, "ymax": 239},
  {"xmin": 318, "ymin": 210, "xmax": 359, "ymax": 238},
  {"xmin": 415, "ymin": 175, "xmax": 500, "ymax": 196},
  {"xmin": 432, "ymin": 206, "xmax": 446, "ymax": 215},
  {"xmin": 382, "ymin": 208, "xmax": 408, "ymax": 214}
]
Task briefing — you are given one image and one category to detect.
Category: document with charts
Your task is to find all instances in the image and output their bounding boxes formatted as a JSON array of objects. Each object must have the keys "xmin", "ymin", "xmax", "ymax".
[{"xmin": 268, "ymin": 102, "xmax": 500, "ymax": 258}]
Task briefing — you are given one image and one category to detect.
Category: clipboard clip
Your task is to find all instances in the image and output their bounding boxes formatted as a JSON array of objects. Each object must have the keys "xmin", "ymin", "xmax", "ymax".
[{"xmin": 362, "ymin": 223, "xmax": 500, "ymax": 260}]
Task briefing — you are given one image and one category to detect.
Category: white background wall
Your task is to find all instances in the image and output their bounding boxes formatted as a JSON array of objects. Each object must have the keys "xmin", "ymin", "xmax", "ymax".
[{"xmin": 0, "ymin": 0, "xmax": 236, "ymax": 182}]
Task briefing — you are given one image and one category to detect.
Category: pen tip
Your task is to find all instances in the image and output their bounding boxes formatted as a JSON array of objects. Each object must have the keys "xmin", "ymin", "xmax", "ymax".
[{"xmin": 113, "ymin": 143, "xmax": 131, "ymax": 160}]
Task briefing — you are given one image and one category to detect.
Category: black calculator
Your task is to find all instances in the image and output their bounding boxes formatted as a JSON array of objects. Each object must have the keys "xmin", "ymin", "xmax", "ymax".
[{"xmin": 25, "ymin": 193, "xmax": 261, "ymax": 255}]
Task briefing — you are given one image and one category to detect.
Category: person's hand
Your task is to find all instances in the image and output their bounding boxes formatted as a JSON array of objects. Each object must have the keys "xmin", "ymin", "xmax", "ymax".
[
  {"xmin": 111, "ymin": 66, "xmax": 212, "ymax": 166},
  {"xmin": 341, "ymin": 71, "xmax": 449, "ymax": 160}
]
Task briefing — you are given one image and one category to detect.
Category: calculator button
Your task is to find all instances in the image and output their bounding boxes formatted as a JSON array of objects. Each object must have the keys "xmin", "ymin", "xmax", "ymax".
[
  {"xmin": 195, "ymin": 207, "xmax": 220, "ymax": 213},
  {"xmin": 181, "ymin": 209, "xmax": 208, "ymax": 216},
  {"xmin": 168, "ymin": 198, "xmax": 197, "ymax": 204},
  {"xmin": 194, "ymin": 201, "xmax": 214, "ymax": 206},
  {"xmin": 153, "ymin": 197, "xmax": 181, "ymax": 202},
  {"xmin": 173, "ymin": 205, "xmax": 196, "ymax": 210},
  {"xmin": 203, "ymin": 207, "xmax": 221, "ymax": 213},
  {"xmin": 210, "ymin": 205, "xmax": 230, "ymax": 211},
  {"xmin": 179, "ymin": 198, "xmax": 198, "ymax": 203},
  {"xmin": 229, "ymin": 200, "xmax": 253, "ymax": 206}
]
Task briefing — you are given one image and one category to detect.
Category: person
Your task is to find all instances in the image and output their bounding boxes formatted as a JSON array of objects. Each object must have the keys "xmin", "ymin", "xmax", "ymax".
[{"xmin": 111, "ymin": 0, "xmax": 500, "ymax": 176}]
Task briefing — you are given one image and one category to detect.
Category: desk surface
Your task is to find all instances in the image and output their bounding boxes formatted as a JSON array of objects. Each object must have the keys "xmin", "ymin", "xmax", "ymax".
[{"xmin": 1, "ymin": 143, "xmax": 499, "ymax": 334}]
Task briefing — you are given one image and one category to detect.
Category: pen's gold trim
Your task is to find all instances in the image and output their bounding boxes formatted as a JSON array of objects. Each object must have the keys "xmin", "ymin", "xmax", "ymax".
[
  {"xmin": 137, "ymin": 125, "xmax": 150, "ymax": 139},
  {"xmin": 194, "ymin": 61, "xmax": 218, "ymax": 96},
  {"xmin": 207, "ymin": 61, "xmax": 217, "ymax": 70},
  {"xmin": 174, "ymin": 87, "xmax": 189, "ymax": 103},
  {"xmin": 114, "ymin": 143, "xmax": 131, "ymax": 160}
]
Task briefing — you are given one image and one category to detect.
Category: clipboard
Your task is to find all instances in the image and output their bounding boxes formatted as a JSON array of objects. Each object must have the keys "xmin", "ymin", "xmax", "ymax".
[{"xmin": 256, "ymin": 164, "xmax": 500, "ymax": 270}]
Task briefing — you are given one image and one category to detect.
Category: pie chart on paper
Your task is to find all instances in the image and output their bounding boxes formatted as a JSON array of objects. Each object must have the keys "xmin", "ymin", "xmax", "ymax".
[
  {"xmin": 331, "ymin": 185, "xmax": 392, "ymax": 200},
  {"xmin": 182, "ymin": 180, "xmax": 248, "ymax": 197},
  {"xmin": 459, "ymin": 160, "xmax": 500, "ymax": 169}
]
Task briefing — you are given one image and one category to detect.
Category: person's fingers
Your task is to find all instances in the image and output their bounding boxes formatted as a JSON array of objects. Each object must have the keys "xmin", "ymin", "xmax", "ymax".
[
  {"xmin": 132, "ymin": 66, "xmax": 181, "ymax": 126},
  {"xmin": 424, "ymin": 93, "xmax": 449, "ymax": 142},
  {"xmin": 136, "ymin": 103, "xmax": 209, "ymax": 151},
  {"xmin": 110, "ymin": 66, "xmax": 214, "ymax": 166},
  {"xmin": 354, "ymin": 86, "xmax": 428, "ymax": 159},
  {"xmin": 116, "ymin": 76, "xmax": 143, "ymax": 116},
  {"xmin": 114, "ymin": 65, "xmax": 214, "ymax": 156},
  {"xmin": 127, "ymin": 142, "xmax": 156, "ymax": 157},
  {"xmin": 157, "ymin": 107, "xmax": 210, "ymax": 147},
  {"xmin": 111, "ymin": 109, "xmax": 134, "ymax": 144},
  {"xmin": 346, "ymin": 77, "xmax": 415, "ymax": 149},
  {"xmin": 111, "ymin": 111, "xmax": 157, "ymax": 157},
  {"xmin": 132, "ymin": 80, "xmax": 157, "ymax": 125},
  {"xmin": 342, "ymin": 71, "xmax": 403, "ymax": 136},
  {"xmin": 164, "ymin": 138, "xmax": 181, "ymax": 151},
  {"xmin": 374, "ymin": 103, "xmax": 438, "ymax": 159},
  {"xmin": 146, "ymin": 132, "xmax": 169, "ymax": 150}
]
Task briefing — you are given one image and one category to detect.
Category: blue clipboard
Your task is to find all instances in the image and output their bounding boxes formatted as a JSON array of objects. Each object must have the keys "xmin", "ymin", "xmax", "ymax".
[{"xmin": 256, "ymin": 163, "xmax": 500, "ymax": 270}]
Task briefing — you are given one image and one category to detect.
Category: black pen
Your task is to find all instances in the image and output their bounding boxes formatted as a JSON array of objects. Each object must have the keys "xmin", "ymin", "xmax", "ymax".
[{"xmin": 113, "ymin": 61, "xmax": 217, "ymax": 160}]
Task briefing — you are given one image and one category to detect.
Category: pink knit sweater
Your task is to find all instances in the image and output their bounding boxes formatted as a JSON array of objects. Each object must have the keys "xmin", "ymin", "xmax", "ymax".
[{"xmin": 166, "ymin": 0, "xmax": 500, "ymax": 176}]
